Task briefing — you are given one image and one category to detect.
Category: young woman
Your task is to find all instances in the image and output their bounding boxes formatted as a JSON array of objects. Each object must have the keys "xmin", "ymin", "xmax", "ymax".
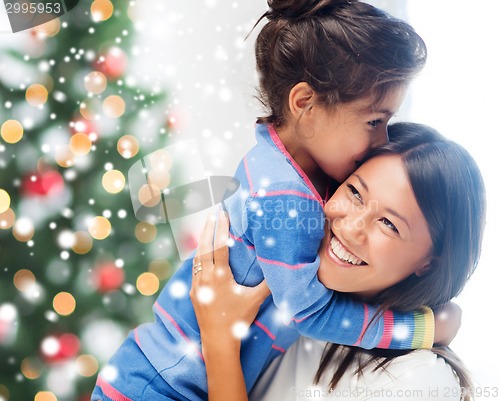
[{"xmin": 191, "ymin": 122, "xmax": 486, "ymax": 401}]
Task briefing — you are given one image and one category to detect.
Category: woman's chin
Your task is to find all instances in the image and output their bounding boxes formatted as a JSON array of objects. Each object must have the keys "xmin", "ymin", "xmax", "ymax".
[
  {"xmin": 318, "ymin": 252, "xmax": 372, "ymax": 295},
  {"xmin": 317, "ymin": 268, "xmax": 377, "ymax": 301}
]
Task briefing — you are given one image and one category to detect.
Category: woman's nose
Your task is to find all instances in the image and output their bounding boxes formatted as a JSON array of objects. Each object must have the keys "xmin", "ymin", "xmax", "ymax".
[{"xmin": 344, "ymin": 213, "xmax": 367, "ymax": 244}]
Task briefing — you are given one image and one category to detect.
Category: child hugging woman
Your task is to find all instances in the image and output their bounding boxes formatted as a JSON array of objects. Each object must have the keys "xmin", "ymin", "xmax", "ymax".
[{"xmin": 92, "ymin": 1, "xmax": 461, "ymax": 400}]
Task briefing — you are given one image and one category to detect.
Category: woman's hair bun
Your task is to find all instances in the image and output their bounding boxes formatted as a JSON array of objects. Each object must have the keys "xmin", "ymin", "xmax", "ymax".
[{"xmin": 267, "ymin": 0, "xmax": 356, "ymax": 20}]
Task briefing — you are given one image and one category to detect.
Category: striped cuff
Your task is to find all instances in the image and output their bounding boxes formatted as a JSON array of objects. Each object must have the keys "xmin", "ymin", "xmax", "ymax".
[
  {"xmin": 377, "ymin": 305, "xmax": 435, "ymax": 350},
  {"xmin": 411, "ymin": 306, "xmax": 435, "ymax": 349}
]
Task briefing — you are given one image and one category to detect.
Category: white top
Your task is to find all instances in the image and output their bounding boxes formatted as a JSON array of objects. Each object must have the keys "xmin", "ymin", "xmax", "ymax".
[{"xmin": 250, "ymin": 337, "xmax": 461, "ymax": 401}]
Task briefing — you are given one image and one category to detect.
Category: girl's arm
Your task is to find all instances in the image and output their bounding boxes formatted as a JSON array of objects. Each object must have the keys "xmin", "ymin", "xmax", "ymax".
[{"xmin": 190, "ymin": 211, "xmax": 270, "ymax": 401}]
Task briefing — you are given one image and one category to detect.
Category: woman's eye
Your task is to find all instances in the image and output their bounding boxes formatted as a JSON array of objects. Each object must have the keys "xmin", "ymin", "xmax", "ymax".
[
  {"xmin": 368, "ymin": 119, "xmax": 383, "ymax": 128},
  {"xmin": 347, "ymin": 184, "xmax": 363, "ymax": 204},
  {"xmin": 380, "ymin": 217, "xmax": 399, "ymax": 234}
]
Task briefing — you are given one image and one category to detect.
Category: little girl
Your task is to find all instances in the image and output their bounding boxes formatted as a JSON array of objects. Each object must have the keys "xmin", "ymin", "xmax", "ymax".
[{"xmin": 92, "ymin": 1, "xmax": 447, "ymax": 400}]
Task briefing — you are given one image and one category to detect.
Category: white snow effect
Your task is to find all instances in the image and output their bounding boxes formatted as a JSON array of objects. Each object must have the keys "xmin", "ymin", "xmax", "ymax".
[
  {"xmin": 393, "ymin": 324, "xmax": 410, "ymax": 341},
  {"xmin": 47, "ymin": 362, "xmax": 77, "ymax": 397},
  {"xmin": 341, "ymin": 318, "xmax": 351, "ymax": 329},
  {"xmin": 274, "ymin": 302, "xmax": 292, "ymax": 325},
  {"xmin": 169, "ymin": 280, "xmax": 188, "ymax": 299},
  {"xmin": 264, "ymin": 237, "xmax": 275, "ymax": 247},
  {"xmin": 0, "ymin": 304, "xmax": 17, "ymax": 321},
  {"xmin": 248, "ymin": 201, "xmax": 259, "ymax": 211},
  {"xmin": 41, "ymin": 336, "xmax": 60, "ymax": 357},
  {"xmin": 57, "ymin": 230, "xmax": 76, "ymax": 249},
  {"xmin": 44, "ymin": 310, "xmax": 59, "ymax": 322},
  {"xmin": 21, "ymin": 282, "xmax": 45, "ymax": 304},
  {"xmin": 232, "ymin": 321, "xmax": 249, "ymax": 339},
  {"xmin": 100, "ymin": 364, "xmax": 119, "ymax": 383},
  {"xmin": 196, "ymin": 286, "xmax": 215, "ymax": 304}
]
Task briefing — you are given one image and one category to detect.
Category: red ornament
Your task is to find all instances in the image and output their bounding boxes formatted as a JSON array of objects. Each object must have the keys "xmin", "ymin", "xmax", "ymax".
[
  {"xmin": 166, "ymin": 107, "xmax": 188, "ymax": 132},
  {"xmin": 71, "ymin": 118, "xmax": 97, "ymax": 138},
  {"xmin": 59, "ymin": 333, "xmax": 80, "ymax": 358},
  {"xmin": 41, "ymin": 333, "xmax": 80, "ymax": 363},
  {"xmin": 92, "ymin": 262, "xmax": 125, "ymax": 293},
  {"xmin": 22, "ymin": 170, "xmax": 64, "ymax": 197},
  {"xmin": 0, "ymin": 307, "xmax": 16, "ymax": 345},
  {"xmin": 94, "ymin": 46, "xmax": 127, "ymax": 80}
]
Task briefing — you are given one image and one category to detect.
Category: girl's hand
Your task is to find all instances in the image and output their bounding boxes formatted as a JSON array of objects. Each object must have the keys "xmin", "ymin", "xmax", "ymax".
[{"xmin": 190, "ymin": 210, "xmax": 271, "ymax": 356}]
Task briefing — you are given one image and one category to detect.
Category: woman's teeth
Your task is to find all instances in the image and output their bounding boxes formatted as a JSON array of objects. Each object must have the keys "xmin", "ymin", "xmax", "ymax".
[{"xmin": 330, "ymin": 236, "xmax": 365, "ymax": 266}]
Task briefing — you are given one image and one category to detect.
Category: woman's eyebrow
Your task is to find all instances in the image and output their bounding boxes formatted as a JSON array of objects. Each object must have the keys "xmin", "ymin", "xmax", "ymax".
[
  {"xmin": 353, "ymin": 174, "xmax": 369, "ymax": 192},
  {"xmin": 385, "ymin": 207, "xmax": 410, "ymax": 231}
]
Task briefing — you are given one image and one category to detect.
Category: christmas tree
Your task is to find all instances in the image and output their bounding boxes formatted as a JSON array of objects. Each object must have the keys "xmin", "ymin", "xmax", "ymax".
[{"xmin": 0, "ymin": 1, "xmax": 173, "ymax": 400}]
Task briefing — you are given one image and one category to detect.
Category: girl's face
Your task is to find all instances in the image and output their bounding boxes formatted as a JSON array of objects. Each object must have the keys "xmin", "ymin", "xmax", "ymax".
[
  {"xmin": 300, "ymin": 87, "xmax": 407, "ymax": 183},
  {"xmin": 318, "ymin": 154, "xmax": 433, "ymax": 299}
]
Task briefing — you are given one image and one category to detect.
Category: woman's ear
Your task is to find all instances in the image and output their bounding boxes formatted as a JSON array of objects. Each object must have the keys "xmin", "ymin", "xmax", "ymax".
[
  {"xmin": 288, "ymin": 82, "xmax": 316, "ymax": 120},
  {"xmin": 415, "ymin": 262, "xmax": 432, "ymax": 277}
]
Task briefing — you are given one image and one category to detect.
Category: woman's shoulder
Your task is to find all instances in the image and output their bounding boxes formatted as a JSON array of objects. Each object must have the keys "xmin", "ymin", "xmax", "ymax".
[
  {"xmin": 292, "ymin": 337, "xmax": 459, "ymax": 380},
  {"xmin": 250, "ymin": 337, "xmax": 461, "ymax": 401},
  {"xmin": 355, "ymin": 349, "xmax": 461, "ymax": 400},
  {"xmin": 381, "ymin": 346, "xmax": 454, "ymax": 369},
  {"xmin": 332, "ymin": 347, "xmax": 461, "ymax": 401},
  {"xmin": 367, "ymin": 348, "xmax": 460, "ymax": 383}
]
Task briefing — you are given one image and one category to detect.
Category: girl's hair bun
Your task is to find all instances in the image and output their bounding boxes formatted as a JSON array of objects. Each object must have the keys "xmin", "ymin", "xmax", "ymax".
[
  {"xmin": 254, "ymin": 0, "xmax": 426, "ymax": 128},
  {"xmin": 266, "ymin": 0, "xmax": 356, "ymax": 20}
]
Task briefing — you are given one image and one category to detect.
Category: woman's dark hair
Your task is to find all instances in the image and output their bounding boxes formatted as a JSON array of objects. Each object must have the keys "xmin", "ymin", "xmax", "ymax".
[
  {"xmin": 369, "ymin": 122, "xmax": 486, "ymax": 310},
  {"xmin": 315, "ymin": 122, "xmax": 487, "ymax": 400},
  {"xmin": 253, "ymin": 0, "xmax": 427, "ymax": 126}
]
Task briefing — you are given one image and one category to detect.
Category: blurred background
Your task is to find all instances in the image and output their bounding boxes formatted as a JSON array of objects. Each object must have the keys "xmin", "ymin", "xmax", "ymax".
[{"xmin": 0, "ymin": 0, "xmax": 499, "ymax": 400}]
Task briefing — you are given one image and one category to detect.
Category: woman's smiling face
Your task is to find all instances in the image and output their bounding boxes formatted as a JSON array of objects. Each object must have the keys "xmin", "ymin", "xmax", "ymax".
[{"xmin": 318, "ymin": 154, "xmax": 433, "ymax": 300}]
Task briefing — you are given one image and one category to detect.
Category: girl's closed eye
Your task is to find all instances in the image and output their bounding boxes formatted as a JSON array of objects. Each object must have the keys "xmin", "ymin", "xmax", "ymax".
[
  {"xmin": 379, "ymin": 217, "xmax": 399, "ymax": 234},
  {"xmin": 347, "ymin": 184, "xmax": 363, "ymax": 204},
  {"xmin": 368, "ymin": 119, "xmax": 383, "ymax": 128}
]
